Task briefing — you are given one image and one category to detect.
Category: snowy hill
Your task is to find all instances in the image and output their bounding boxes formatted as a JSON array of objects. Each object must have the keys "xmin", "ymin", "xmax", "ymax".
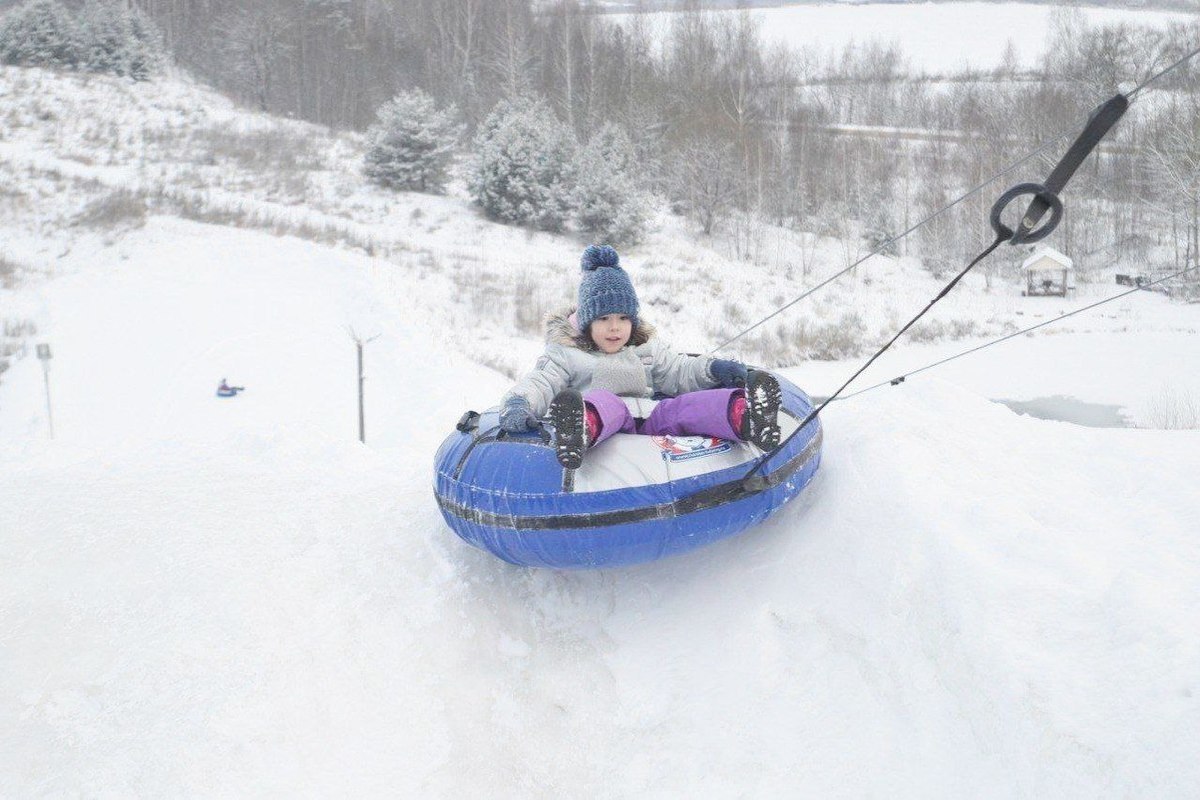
[
  {"xmin": 5, "ymin": 63, "xmax": 1194, "ymax": 382},
  {"xmin": 2, "ymin": 65, "xmax": 1199, "ymax": 796}
]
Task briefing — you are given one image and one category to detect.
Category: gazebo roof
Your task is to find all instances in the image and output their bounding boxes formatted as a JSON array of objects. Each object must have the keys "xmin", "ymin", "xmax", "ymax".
[{"xmin": 1022, "ymin": 246, "xmax": 1073, "ymax": 271}]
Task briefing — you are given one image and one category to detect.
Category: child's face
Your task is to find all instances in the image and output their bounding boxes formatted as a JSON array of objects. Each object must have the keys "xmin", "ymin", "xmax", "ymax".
[{"xmin": 589, "ymin": 314, "xmax": 633, "ymax": 353}]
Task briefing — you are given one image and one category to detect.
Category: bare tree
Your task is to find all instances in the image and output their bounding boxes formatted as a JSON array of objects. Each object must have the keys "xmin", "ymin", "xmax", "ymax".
[
  {"xmin": 1143, "ymin": 89, "xmax": 1200, "ymax": 273},
  {"xmin": 673, "ymin": 135, "xmax": 741, "ymax": 235},
  {"xmin": 486, "ymin": 0, "xmax": 536, "ymax": 102},
  {"xmin": 716, "ymin": 11, "xmax": 765, "ymax": 206},
  {"xmin": 217, "ymin": 6, "xmax": 293, "ymax": 113}
]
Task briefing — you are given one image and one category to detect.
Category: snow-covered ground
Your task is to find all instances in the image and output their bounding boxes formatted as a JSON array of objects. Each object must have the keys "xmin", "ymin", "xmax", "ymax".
[
  {"xmin": 1, "ymin": 58, "xmax": 1199, "ymax": 796},
  {"xmin": 2, "ymin": 217, "xmax": 1198, "ymax": 796},
  {"xmin": 610, "ymin": 2, "xmax": 1195, "ymax": 74}
]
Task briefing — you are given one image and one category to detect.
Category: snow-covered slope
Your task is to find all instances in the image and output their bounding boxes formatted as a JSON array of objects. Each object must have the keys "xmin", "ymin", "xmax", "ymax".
[
  {"xmin": 5, "ymin": 63, "xmax": 1194, "ymax": 384},
  {"xmin": 1, "ymin": 218, "xmax": 1197, "ymax": 796},
  {"xmin": 1, "ymin": 63, "xmax": 1198, "ymax": 796}
]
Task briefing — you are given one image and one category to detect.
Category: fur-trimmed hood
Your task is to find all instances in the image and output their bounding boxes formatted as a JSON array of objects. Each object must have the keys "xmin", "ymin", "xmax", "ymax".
[{"xmin": 544, "ymin": 307, "xmax": 656, "ymax": 351}]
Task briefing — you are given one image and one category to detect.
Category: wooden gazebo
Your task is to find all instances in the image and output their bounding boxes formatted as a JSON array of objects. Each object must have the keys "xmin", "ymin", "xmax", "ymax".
[{"xmin": 1022, "ymin": 247, "xmax": 1074, "ymax": 297}]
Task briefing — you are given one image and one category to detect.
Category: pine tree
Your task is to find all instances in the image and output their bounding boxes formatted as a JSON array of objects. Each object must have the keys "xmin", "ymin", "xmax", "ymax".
[
  {"xmin": 0, "ymin": 0, "xmax": 80, "ymax": 69},
  {"xmin": 119, "ymin": 6, "xmax": 165, "ymax": 81},
  {"xmin": 573, "ymin": 123, "xmax": 651, "ymax": 245},
  {"xmin": 80, "ymin": 2, "xmax": 159, "ymax": 78},
  {"xmin": 79, "ymin": 3, "xmax": 124, "ymax": 75},
  {"xmin": 469, "ymin": 97, "xmax": 577, "ymax": 232},
  {"xmin": 363, "ymin": 90, "xmax": 463, "ymax": 194}
]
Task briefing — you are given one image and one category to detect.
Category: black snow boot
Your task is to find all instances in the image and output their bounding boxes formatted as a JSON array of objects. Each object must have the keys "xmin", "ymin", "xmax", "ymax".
[
  {"xmin": 549, "ymin": 389, "xmax": 587, "ymax": 469},
  {"xmin": 740, "ymin": 370, "xmax": 782, "ymax": 451}
]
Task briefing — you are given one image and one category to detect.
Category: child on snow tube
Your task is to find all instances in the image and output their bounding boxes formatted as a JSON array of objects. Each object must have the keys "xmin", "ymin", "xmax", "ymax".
[{"xmin": 498, "ymin": 245, "xmax": 783, "ymax": 469}]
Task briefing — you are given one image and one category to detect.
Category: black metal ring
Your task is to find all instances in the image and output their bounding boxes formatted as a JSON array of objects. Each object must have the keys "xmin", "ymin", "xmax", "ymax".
[{"xmin": 990, "ymin": 182, "xmax": 1063, "ymax": 245}]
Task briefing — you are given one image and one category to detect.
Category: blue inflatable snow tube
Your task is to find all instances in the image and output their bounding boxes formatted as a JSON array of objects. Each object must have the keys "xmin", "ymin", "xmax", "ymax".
[{"xmin": 433, "ymin": 374, "xmax": 822, "ymax": 569}]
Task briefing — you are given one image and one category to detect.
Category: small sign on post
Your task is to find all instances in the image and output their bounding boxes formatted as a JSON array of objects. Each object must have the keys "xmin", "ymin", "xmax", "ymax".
[{"xmin": 37, "ymin": 343, "xmax": 54, "ymax": 439}]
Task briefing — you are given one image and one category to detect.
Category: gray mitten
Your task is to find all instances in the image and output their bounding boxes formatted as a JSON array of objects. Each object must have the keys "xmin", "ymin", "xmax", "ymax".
[
  {"xmin": 710, "ymin": 359, "xmax": 748, "ymax": 388},
  {"xmin": 499, "ymin": 396, "xmax": 538, "ymax": 432}
]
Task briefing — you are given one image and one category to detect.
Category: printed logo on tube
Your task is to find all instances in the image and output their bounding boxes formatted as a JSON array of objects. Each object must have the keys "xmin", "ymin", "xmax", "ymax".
[{"xmin": 651, "ymin": 435, "xmax": 731, "ymax": 462}]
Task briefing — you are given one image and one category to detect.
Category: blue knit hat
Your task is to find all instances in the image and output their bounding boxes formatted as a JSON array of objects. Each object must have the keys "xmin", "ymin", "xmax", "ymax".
[{"xmin": 577, "ymin": 245, "xmax": 639, "ymax": 332}]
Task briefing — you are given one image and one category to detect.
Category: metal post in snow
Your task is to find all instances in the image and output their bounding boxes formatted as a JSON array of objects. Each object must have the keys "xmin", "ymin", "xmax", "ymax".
[
  {"xmin": 36, "ymin": 343, "xmax": 54, "ymax": 439},
  {"xmin": 348, "ymin": 328, "xmax": 381, "ymax": 444},
  {"xmin": 357, "ymin": 339, "xmax": 365, "ymax": 443}
]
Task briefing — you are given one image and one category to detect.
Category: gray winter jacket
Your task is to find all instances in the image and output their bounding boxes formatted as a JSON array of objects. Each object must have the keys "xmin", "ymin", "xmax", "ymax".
[{"xmin": 503, "ymin": 309, "xmax": 719, "ymax": 417}]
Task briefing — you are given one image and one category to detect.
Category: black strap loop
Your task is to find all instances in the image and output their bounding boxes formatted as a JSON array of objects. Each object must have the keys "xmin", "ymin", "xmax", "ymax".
[{"xmin": 990, "ymin": 182, "xmax": 1063, "ymax": 244}]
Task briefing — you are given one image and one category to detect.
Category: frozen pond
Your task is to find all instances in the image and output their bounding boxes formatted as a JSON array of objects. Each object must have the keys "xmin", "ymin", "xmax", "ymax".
[
  {"xmin": 993, "ymin": 395, "xmax": 1131, "ymax": 428},
  {"xmin": 812, "ymin": 393, "xmax": 1132, "ymax": 428},
  {"xmin": 608, "ymin": 3, "xmax": 1192, "ymax": 74}
]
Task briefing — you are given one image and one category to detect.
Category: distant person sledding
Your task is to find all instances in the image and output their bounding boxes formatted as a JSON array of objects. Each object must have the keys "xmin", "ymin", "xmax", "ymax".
[{"xmin": 216, "ymin": 379, "xmax": 244, "ymax": 398}]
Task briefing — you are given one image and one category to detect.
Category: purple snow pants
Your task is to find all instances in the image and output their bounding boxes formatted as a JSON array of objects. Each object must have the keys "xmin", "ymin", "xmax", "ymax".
[{"xmin": 584, "ymin": 388, "xmax": 744, "ymax": 446}]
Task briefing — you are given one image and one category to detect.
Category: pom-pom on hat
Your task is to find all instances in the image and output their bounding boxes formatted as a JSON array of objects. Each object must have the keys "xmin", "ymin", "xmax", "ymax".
[{"xmin": 577, "ymin": 245, "xmax": 639, "ymax": 332}]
